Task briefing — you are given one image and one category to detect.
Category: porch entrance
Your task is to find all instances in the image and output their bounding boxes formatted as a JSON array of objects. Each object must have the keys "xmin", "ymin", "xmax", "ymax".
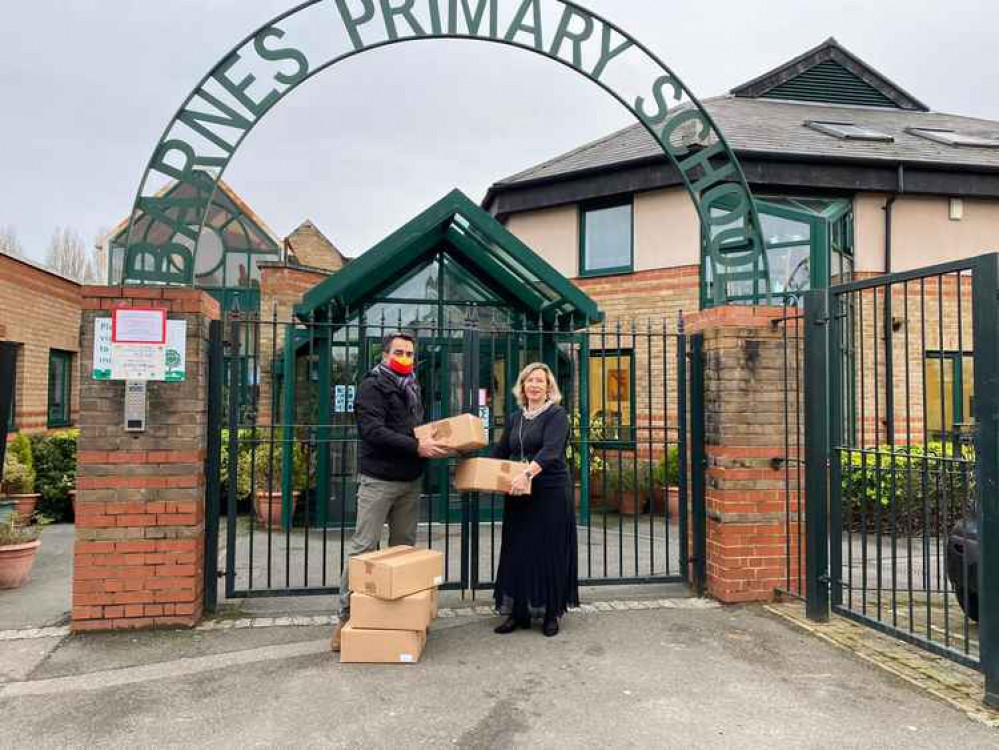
[{"xmin": 206, "ymin": 192, "xmax": 704, "ymax": 603}]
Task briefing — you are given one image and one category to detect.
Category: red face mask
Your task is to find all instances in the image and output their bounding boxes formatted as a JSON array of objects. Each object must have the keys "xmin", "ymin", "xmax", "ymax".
[{"xmin": 388, "ymin": 354, "xmax": 414, "ymax": 376}]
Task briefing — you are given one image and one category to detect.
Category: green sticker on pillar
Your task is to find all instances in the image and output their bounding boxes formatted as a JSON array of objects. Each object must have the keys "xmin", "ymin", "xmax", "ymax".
[{"xmin": 165, "ymin": 320, "xmax": 187, "ymax": 382}]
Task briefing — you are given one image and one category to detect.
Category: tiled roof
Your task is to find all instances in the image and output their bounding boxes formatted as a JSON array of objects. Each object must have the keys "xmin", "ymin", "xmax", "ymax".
[{"xmin": 495, "ymin": 97, "xmax": 999, "ymax": 188}]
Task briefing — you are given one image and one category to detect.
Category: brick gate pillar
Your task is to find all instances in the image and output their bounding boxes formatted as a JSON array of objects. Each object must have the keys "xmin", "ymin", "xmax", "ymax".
[
  {"xmin": 686, "ymin": 306, "xmax": 800, "ymax": 604},
  {"xmin": 72, "ymin": 287, "xmax": 219, "ymax": 632}
]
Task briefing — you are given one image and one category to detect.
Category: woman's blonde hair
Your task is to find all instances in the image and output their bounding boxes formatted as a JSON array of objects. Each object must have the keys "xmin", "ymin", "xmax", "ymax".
[{"xmin": 513, "ymin": 362, "xmax": 563, "ymax": 408}]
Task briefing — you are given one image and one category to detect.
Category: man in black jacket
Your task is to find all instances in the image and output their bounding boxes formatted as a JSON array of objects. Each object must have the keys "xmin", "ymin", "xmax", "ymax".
[{"xmin": 331, "ymin": 333, "xmax": 448, "ymax": 651}]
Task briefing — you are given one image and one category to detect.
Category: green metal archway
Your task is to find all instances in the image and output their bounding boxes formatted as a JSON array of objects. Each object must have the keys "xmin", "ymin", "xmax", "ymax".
[{"xmin": 122, "ymin": 0, "xmax": 769, "ymax": 306}]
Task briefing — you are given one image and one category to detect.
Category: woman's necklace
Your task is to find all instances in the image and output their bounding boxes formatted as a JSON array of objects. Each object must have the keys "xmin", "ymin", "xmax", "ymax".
[{"xmin": 522, "ymin": 399, "xmax": 553, "ymax": 421}]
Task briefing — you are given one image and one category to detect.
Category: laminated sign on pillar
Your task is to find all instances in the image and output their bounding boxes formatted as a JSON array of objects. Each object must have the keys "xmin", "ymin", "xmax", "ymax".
[{"xmin": 95, "ymin": 309, "xmax": 187, "ymax": 382}]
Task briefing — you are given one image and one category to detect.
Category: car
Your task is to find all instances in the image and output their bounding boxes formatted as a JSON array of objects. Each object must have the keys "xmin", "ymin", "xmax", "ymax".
[{"xmin": 947, "ymin": 516, "xmax": 979, "ymax": 622}]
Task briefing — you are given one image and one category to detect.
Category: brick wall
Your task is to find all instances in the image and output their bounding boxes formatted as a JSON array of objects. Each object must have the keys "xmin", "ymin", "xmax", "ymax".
[
  {"xmin": 686, "ymin": 306, "xmax": 801, "ymax": 603},
  {"xmin": 257, "ymin": 264, "xmax": 331, "ymax": 426},
  {"xmin": 0, "ymin": 254, "xmax": 82, "ymax": 435},
  {"xmin": 285, "ymin": 222, "xmax": 346, "ymax": 273},
  {"xmin": 72, "ymin": 286, "xmax": 219, "ymax": 632}
]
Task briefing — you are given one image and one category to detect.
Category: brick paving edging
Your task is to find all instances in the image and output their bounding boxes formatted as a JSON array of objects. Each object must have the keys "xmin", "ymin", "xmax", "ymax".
[
  {"xmin": 0, "ymin": 598, "xmax": 720, "ymax": 642},
  {"xmin": 766, "ymin": 601, "xmax": 999, "ymax": 729}
]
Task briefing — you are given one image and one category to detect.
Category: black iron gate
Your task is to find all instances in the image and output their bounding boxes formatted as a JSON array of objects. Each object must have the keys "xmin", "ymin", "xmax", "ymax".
[
  {"xmin": 205, "ymin": 312, "xmax": 703, "ymax": 605},
  {"xmin": 803, "ymin": 253, "xmax": 999, "ymax": 702}
]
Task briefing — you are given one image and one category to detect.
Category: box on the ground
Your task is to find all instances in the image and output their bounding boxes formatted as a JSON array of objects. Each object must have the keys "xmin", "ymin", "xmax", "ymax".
[
  {"xmin": 351, "ymin": 588, "xmax": 438, "ymax": 631},
  {"xmin": 454, "ymin": 458, "xmax": 531, "ymax": 495},
  {"xmin": 414, "ymin": 413, "xmax": 488, "ymax": 453},
  {"xmin": 349, "ymin": 546, "xmax": 445, "ymax": 600},
  {"xmin": 340, "ymin": 623, "xmax": 427, "ymax": 664}
]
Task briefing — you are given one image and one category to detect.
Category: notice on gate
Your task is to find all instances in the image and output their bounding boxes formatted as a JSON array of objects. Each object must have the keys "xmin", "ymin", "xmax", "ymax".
[{"xmin": 335, "ymin": 385, "xmax": 357, "ymax": 414}]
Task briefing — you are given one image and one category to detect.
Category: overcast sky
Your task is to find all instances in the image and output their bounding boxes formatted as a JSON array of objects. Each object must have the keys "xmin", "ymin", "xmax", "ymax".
[{"xmin": 1, "ymin": 0, "xmax": 997, "ymax": 264}]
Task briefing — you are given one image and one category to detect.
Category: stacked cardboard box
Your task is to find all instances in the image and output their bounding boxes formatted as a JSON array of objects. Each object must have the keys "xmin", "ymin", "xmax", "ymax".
[{"xmin": 340, "ymin": 546, "xmax": 445, "ymax": 664}]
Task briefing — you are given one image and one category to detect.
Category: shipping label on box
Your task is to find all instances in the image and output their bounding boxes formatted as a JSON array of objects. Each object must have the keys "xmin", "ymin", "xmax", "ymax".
[
  {"xmin": 414, "ymin": 413, "xmax": 487, "ymax": 453},
  {"xmin": 351, "ymin": 589, "xmax": 438, "ymax": 632},
  {"xmin": 454, "ymin": 458, "xmax": 532, "ymax": 495},
  {"xmin": 349, "ymin": 546, "xmax": 445, "ymax": 601},
  {"xmin": 340, "ymin": 624, "xmax": 427, "ymax": 664}
]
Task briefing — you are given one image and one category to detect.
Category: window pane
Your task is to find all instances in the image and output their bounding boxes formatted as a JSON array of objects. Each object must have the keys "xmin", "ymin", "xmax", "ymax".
[
  {"xmin": 588, "ymin": 351, "xmax": 634, "ymax": 442},
  {"xmin": 761, "ymin": 214, "xmax": 810, "ymax": 246},
  {"xmin": 926, "ymin": 356, "xmax": 955, "ymax": 437},
  {"xmin": 583, "ymin": 203, "xmax": 632, "ymax": 273},
  {"xmin": 48, "ymin": 351, "xmax": 71, "ymax": 426},
  {"xmin": 768, "ymin": 245, "xmax": 811, "ymax": 294}
]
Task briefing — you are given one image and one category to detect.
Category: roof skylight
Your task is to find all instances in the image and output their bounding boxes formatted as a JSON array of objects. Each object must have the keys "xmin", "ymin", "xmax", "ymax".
[
  {"xmin": 907, "ymin": 127, "xmax": 999, "ymax": 148},
  {"xmin": 806, "ymin": 121, "xmax": 894, "ymax": 142}
]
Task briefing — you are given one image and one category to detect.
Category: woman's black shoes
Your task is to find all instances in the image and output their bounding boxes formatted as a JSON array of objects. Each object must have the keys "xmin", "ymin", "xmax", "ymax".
[
  {"xmin": 494, "ymin": 616, "xmax": 531, "ymax": 635},
  {"xmin": 542, "ymin": 617, "xmax": 560, "ymax": 637}
]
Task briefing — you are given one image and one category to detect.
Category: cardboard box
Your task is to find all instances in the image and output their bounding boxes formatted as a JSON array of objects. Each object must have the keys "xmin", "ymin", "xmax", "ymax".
[
  {"xmin": 454, "ymin": 458, "xmax": 532, "ymax": 495},
  {"xmin": 414, "ymin": 413, "xmax": 488, "ymax": 452},
  {"xmin": 340, "ymin": 623, "xmax": 427, "ymax": 664},
  {"xmin": 351, "ymin": 588, "xmax": 438, "ymax": 632},
  {"xmin": 349, "ymin": 546, "xmax": 445, "ymax": 600}
]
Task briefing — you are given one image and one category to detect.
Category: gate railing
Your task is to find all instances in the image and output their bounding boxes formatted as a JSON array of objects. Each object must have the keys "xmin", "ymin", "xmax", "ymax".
[
  {"xmin": 205, "ymin": 312, "xmax": 699, "ymax": 604},
  {"xmin": 804, "ymin": 253, "xmax": 999, "ymax": 705}
]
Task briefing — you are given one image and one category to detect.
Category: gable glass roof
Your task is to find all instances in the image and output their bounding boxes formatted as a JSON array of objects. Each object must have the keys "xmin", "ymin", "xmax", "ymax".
[
  {"xmin": 108, "ymin": 176, "xmax": 282, "ymax": 296},
  {"xmin": 298, "ymin": 189, "xmax": 601, "ymax": 330}
]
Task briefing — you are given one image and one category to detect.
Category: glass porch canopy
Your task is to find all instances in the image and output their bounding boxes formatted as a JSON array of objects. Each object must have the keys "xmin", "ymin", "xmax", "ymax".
[{"xmin": 296, "ymin": 189, "xmax": 602, "ymax": 330}]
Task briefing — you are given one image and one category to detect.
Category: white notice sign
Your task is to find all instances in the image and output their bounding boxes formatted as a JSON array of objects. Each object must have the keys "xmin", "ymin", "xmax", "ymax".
[
  {"xmin": 111, "ymin": 344, "xmax": 166, "ymax": 382},
  {"xmin": 112, "ymin": 308, "xmax": 167, "ymax": 344},
  {"xmin": 92, "ymin": 318, "xmax": 113, "ymax": 380},
  {"xmin": 96, "ymin": 318, "xmax": 186, "ymax": 382}
]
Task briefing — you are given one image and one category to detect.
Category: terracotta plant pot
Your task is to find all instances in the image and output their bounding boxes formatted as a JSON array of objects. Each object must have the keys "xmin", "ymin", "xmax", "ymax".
[
  {"xmin": 0, "ymin": 540, "xmax": 41, "ymax": 589},
  {"xmin": 617, "ymin": 491, "xmax": 646, "ymax": 516},
  {"xmin": 10, "ymin": 493, "xmax": 39, "ymax": 522},
  {"xmin": 254, "ymin": 490, "xmax": 299, "ymax": 530},
  {"xmin": 652, "ymin": 486, "xmax": 681, "ymax": 518}
]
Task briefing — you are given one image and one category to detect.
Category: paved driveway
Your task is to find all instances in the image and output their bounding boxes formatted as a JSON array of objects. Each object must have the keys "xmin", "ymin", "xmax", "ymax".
[{"xmin": 2, "ymin": 604, "xmax": 997, "ymax": 749}]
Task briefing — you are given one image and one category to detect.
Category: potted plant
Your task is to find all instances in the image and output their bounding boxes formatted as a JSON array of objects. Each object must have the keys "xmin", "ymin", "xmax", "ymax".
[
  {"xmin": 605, "ymin": 461, "xmax": 651, "ymax": 516},
  {"xmin": 652, "ymin": 446, "xmax": 681, "ymax": 517},
  {"xmin": 0, "ymin": 511, "xmax": 50, "ymax": 589},
  {"xmin": 249, "ymin": 436, "xmax": 308, "ymax": 530},
  {"xmin": 3, "ymin": 445, "xmax": 38, "ymax": 522},
  {"xmin": 567, "ymin": 412, "xmax": 609, "ymax": 510}
]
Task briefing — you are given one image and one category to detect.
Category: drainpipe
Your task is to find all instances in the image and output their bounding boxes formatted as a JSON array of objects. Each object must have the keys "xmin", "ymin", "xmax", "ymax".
[
  {"xmin": 882, "ymin": 164, "xmax": 904, "ymax": 444},
  {"xmin": 884, "ymin": 164, "xmax": 905, "ymax": 274}
]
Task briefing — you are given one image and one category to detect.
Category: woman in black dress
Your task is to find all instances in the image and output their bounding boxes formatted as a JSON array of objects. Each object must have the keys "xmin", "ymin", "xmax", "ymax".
[{"xmin": 491, "ymin": 362, "xmax": 579, "ymax": 637}]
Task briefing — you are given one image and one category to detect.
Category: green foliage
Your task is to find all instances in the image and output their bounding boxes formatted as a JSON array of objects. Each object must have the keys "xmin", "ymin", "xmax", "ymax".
[
  {"xmin": 221, "ymin": 429, "xmax": 309, "ymax": 498},
  {"xmin": 8, "ymin": 433, "xmax": 33, "ymax": 473},
  {"xmin": 841, "ymin": 441, "xmax": 975, "ymax": 533},
  {"xmin": 0, "ymin": 510, "xmax": 51, "ymax": 546},
  {"xmin": 2, "ymin": 453, "xmax": 34, "ymax": 495},
  {"xmin": 5, "ymin": 434, "xmax": 35, "ymax": 494},
  {"xmin": 30, "ymin": 429, "xmax": 78, "ymax": 522},
  {"xmin": 653, "ymin": 445, "xmax": 681, "ymax": 487}
]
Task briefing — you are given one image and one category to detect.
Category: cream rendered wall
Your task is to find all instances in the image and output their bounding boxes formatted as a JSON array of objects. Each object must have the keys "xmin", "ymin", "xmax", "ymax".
[
  {"xmin": 503, "ymin": 187, "xmax": 700, "ymax": 278},
  {"xmin": 504, "ymin": 204, "xmax": 578, "ymax": 278},
  {"xmin": 854, "ymin": 193, "xmax": 999, "ymax": 274},
  {"xmin": 634, "ymin": 188, "xmax": 700, "ymax": 271}
]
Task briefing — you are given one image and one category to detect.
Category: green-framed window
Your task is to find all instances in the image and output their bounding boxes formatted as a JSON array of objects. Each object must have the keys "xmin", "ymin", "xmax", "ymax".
[
  {"xmin": 579, "ymin": 197, "xmax": 634, "ymax": 277},
  {"xmin": 5, "ymin": 344, "xmax": 17, "ymax": 432},
  {"xmin": 702, "ymin": 195, "xmax": 854, "ymax": 307},
  {"xmin": 588, "ymin": 348, "xmax": 636, "ymax": 446},
  {"xmin": 926, "ymin": 351, "xmax": 975, "ymax": 440},
  {"xmin": 47, "ymin": 350, "xmax": 73, "ymax": 428}
]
